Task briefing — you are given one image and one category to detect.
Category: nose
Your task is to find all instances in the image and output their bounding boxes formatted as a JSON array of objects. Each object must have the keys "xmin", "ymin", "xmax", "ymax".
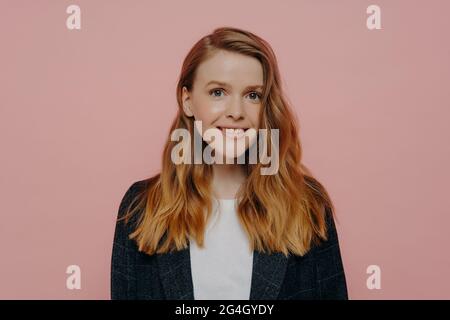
[{"xmin": 225, "ymin": 96, "xmax": 245, "ymax": 120}]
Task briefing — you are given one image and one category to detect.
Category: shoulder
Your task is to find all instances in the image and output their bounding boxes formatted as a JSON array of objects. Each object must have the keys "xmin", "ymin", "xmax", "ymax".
[
  {"xmin": 307, "ymin": 205, "xmax": 340, "ymax": 255},
  {"xmin": 118, "ymin": 176, "xmax": 158, "ymax": 217},
  {"xmin": 311, "ymin": 206, "xmax": 347, "ymax": 296},
  {"xmin": 116, "ymin": 177, "xmax": 155, "ymax": 232},
  {"xmin": 323, "ymin": 205, "xmax": 339, "ymax": 244},
  {"xmin": 121, "ymin": 178, "xmax": 151, "ymax": 203}
]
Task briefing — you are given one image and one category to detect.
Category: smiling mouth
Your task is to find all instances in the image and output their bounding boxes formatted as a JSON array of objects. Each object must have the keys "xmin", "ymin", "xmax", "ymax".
[{"xmin": 216, "ymin": 126, "xmax": 249, "ymax": 139}]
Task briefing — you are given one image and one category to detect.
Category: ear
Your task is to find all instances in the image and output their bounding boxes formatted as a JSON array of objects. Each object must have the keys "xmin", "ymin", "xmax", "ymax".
[{"xmin": 181, "ymin": 86, "xmax": 194, "ymax": 117}]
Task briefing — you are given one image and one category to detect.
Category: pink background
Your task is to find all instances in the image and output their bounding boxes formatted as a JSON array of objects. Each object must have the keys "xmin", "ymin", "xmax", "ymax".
[{"xmin": 1, "ymin": 0, "xmax": 449, "ymax": 299}]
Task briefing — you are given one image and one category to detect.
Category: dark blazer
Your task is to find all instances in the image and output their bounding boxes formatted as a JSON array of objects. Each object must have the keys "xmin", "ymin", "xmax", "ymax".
[{"xmin": 111, "ymin": 179, "xmax": 348, "ymax": 300}]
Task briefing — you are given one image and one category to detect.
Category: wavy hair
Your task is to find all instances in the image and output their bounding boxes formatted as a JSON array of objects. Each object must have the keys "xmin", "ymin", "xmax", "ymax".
[{"xmin": 119, "ymin": 26, "xmax": 336, "ymax": 257}]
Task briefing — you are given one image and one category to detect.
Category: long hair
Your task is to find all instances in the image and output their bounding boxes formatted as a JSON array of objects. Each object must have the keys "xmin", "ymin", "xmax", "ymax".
[{"xmin": 119, "ymin": 26, "xmax": 336, "ymax": 257}]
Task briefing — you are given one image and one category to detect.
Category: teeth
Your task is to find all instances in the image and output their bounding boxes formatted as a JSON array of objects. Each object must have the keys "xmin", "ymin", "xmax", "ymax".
[
  {"xmin": 220, "ymin": 127, "xmax": 246, "ymax": 139},
  {"xmin": 225, "ymin": 128, "xmax": 243, "ymax": 133}
]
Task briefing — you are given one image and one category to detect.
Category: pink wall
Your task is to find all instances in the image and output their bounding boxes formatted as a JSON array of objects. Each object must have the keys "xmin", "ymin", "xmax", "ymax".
[{"xmin": 1, "ymin": 0, "xmax": 449, "ymax": 299}]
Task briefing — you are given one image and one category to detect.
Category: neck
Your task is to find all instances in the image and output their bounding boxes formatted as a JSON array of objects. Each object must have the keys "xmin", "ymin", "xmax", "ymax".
[{"xmin": 211, "ymin": 163, "xmax": 247, "ymax": 200}]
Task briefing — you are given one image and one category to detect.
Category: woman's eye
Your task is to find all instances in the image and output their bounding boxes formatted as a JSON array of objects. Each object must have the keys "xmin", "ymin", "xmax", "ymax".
[
  {"xmin": 209, "ymin": 89, "xmax": 261, "ymax": 100},
  {"xmin": 209, "ymin": 88, "xmax": 225, "ymax": 97},
  {"xmin": 247, "ymin": 91, "xmax": 262, "ymax": 101}
]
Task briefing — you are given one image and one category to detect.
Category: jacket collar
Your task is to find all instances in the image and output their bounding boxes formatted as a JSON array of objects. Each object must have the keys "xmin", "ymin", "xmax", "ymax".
[{"xmin": 155, "ymin": 240, "xmax": 289, "ymax": 300}]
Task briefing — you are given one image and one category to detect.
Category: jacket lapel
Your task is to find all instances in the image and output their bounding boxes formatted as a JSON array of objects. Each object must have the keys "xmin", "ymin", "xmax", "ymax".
[
  {"xmin": 249, "ymin": 250, "xmax": 288, "ymax": 300},
  {"xmin": 156, "ymin": 239, "xmax": 289, "ymax": 300},
  {"xmin": 156, "ymin": 245, "xmax": 195, "ymax": 299}
]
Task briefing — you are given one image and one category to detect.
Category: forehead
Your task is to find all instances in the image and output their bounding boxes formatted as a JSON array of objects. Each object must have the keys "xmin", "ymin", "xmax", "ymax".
[{"xmin": 194, "ymin": 50, "xmax": 264, "ymax": 87}]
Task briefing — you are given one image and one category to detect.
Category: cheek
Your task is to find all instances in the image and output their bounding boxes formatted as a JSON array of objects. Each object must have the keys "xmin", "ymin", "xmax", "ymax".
[
  {"xmin": 192, "ymin": 97, "xmax": 225, "ymax": 125},
  {"xmin": 245, "ymin": 104, "xmax": 263, "ymax": 127}
]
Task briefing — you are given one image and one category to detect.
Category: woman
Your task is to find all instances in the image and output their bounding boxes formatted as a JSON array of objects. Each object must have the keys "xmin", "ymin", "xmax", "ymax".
[{"xmin": 111, "ymin": 27, "xmax": 348, "ymax": 300}]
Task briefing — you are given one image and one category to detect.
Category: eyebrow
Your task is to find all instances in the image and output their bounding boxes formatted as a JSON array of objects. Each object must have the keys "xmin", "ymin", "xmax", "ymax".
[{"xmin": 205, "ymin": 80, "xmax": 263, "ymax": 91}]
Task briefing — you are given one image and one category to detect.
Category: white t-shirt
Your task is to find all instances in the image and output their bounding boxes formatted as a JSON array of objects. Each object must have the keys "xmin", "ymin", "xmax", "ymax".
[{"xmin": 189, "ymin": 198, "xmax": 254, "ymax": 300}]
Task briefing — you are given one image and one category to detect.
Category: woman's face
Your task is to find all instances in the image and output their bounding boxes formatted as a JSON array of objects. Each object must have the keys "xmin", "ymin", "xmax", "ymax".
[{"xmin": 182, "ymin": 49, "xmax": 263, "ymax": 161}]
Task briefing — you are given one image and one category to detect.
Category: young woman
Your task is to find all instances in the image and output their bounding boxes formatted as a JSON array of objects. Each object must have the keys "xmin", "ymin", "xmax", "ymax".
[{"xmin": 111, "ymin": 27, "xmax": 348, "ymax": 300}]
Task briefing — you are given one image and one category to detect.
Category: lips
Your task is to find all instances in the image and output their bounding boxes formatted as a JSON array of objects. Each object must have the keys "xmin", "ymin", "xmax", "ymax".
[{"xmin": 216, "ymin": 126, "xmax": 249, "ymax": 139}]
